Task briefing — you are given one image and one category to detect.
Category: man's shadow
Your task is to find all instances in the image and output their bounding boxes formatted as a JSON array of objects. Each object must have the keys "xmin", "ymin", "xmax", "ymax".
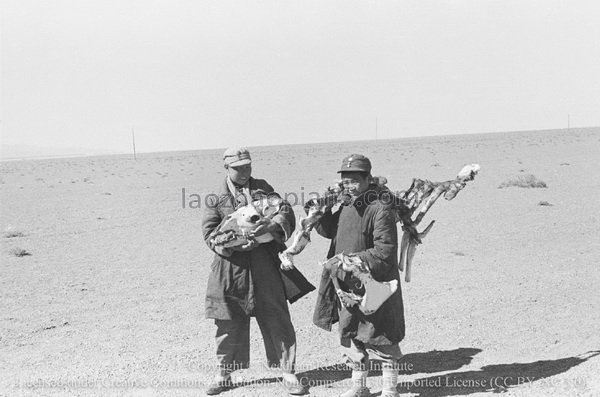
[
  {"xmin": 295, "ymin": 347, "xmax": 482, "ymax": 384},
  {"xmin": 391, "ymin": 350, "xmax": 599, "ymax": 397},
  {"xmin": 295, "ymin": 348, "xmax": 599, "ymax": 396}
]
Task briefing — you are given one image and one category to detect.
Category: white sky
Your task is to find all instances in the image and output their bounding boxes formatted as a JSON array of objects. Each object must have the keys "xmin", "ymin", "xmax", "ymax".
[{"xmin": 1, "ymin": 0, "xmax": 599, "ymax": 153}]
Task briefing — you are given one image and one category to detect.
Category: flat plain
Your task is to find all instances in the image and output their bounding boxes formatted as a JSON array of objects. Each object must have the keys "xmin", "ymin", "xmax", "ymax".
[{"xmin": 1, "ymin": 127, "xmax": 599, "ymax": 396}]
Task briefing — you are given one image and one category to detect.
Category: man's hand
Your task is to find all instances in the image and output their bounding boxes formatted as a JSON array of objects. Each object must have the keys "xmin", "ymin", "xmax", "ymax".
[
  {"xmin": 340, "ymin": 253, "xmax": 369, "ymax": 273},
  {"xmin": 252, "ymin": 218, "xmax": 282, "ymax": 237},
  {"xmin": 231, "ymin": 238, "xmax": 259, "ymax": 252}
]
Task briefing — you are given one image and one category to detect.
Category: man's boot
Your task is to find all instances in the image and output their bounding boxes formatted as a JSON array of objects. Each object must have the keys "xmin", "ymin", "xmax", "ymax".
[
  {"xmin": 339, "ymin": 364, "xmax": 370, "ymax": 397},
  {"xmin": 380, "ymin": 362, "xmax": 399, "ymax": 397},
  {"xmin": 205, "ymin": 369, "xmax": 233, "ymax": 395}
]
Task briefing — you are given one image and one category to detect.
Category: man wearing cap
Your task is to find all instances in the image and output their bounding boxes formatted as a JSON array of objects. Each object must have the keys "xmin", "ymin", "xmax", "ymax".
[
  {"xmin": 201, "ymin": 147, "xmax": 312, "ymax": 396},
  {"xmin": 311, "ymin": 154, "xmax": 405, "ymax": 397}
]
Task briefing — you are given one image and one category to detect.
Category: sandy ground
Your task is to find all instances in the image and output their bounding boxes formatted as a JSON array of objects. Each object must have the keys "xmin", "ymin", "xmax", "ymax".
[{"xmin": 1, "ymin": 127, "xmax": 599, "ymax": 397}]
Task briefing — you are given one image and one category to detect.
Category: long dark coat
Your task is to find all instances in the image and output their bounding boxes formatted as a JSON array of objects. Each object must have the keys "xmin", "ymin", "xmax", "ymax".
[
  {"xmin": 202, "ymin": 177, "xmax": 315, "ymax": 320},
  {"xmin": 312, "ymin": 186, "xmax": 405, "ymax": 345}
]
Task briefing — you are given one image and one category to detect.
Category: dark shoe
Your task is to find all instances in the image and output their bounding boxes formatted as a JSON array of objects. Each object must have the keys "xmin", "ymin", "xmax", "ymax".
[{"xmin": 205, "ymin": 378, "xmax": 233, "ymax": 395}]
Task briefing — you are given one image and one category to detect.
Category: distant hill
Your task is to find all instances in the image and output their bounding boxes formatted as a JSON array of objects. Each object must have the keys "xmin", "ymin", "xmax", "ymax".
[{"xmin": 0, "ymin": 144, "xmax": 118, "ymax": 160}]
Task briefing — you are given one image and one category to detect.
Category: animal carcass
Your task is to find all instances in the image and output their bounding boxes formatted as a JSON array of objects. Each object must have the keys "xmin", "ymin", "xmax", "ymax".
[
  {"xmin": 209, "ymin": 197, "xmax": 283, "ymax": 248},
  {"xmin": 320, "ymin": 253, "xmax": 398, "ymax": 315}
]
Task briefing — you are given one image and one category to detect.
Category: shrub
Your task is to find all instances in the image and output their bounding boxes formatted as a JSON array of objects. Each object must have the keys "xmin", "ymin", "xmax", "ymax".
[
  {"xmin": 9, "ymin": 247, "xmax": 31, "ymax": 257},
  {"xmin": 498, "ymin": 174, "xmax": 547, "ymax": 189},
  {"xmin": 4, "ymin": 229, "xmax": 25, "ymax": 238}
]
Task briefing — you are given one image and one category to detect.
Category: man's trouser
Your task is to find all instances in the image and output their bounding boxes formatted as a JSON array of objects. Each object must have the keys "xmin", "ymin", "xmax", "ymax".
[
  {"xmin": 341, "ymin": 338, "xmax": 402, "ymax": 394},
  {"xmin": 214, "ymin": 258, "xmax": 297, "ymax": 373},
  {"xmin": 341, "ymin": 338, "xmax": 403, "ymax": 370}
]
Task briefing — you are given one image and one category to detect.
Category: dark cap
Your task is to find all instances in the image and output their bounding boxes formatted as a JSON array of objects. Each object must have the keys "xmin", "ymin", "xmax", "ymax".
[{"xmin": 337, "ymin": 154, "xmax": 372, "ymax": 174}]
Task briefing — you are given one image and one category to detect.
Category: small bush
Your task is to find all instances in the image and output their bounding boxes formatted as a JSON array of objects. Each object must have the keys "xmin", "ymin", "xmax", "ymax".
[
  {"xmin": 498, "ymin": 174, "xmax": 547, "ymax": 189},
  {"xmin": 4, "ymin": 229, "xmax": 25, "ymax": 238},
  {"xmin": 9, "ymin": 247, "xmax": 31, "ymax": 257},
  {"xmin": 538, "ymin": 201, "xmax": 553, "ymax": 206}
]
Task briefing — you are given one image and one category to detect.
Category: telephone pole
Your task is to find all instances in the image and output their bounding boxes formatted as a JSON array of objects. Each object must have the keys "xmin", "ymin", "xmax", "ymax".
[{"xmin": 132, "ymin": 127, "xmax": 137, "ymax": 160}]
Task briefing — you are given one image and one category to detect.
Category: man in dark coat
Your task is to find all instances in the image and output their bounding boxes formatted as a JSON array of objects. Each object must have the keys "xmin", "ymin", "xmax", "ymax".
[
  {"xmin": 312, "ymin": 154, "xmax": 405, "ymax": 397},
  {"xmin": 202, "ymin": 147, "xmax": 313, "ymax": 396}
]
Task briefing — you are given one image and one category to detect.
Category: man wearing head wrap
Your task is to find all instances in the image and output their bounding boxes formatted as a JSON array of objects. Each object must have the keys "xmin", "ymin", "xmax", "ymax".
[
  {"xmin": 311, "ymin": 154, "xmax": 405, "ymax": 397},
  {"xmin": 202, "ymin": 147, "xmax": 313, "ymax": 395}
]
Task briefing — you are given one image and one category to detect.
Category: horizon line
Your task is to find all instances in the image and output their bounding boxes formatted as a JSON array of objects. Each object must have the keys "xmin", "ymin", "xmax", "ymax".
[{"xmin": 2, "ymin": 125, "xmax": 598, "ymax": 162}]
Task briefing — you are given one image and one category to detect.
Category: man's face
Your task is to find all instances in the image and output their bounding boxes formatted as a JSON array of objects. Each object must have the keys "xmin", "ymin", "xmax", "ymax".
[
  {"xmin": 340, "ymin": 172, "xmax": 370, "ymax": 197},
  {"xmin": 227, "ymin": 163, "xmax": 252, "ymax": 185}
]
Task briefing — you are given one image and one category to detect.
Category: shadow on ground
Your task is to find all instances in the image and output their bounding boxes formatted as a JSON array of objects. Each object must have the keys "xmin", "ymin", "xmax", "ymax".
[
  {"xmin": 295, "ymin": 347, "xmax": 482, "ymax": 384},
  {"xmin": 295, "ymin": 348, "xmax": 599, "ymax": 396},
  {"xmin": 229, "ymin": 376, "xmax": 281, "ymax": 391},
  {"xmin": 393, "ymin": 350, "xmax": 599, "ymax": 396}
]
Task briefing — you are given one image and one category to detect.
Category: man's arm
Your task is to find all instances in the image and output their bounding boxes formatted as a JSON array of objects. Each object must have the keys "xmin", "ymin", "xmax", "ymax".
[
  {"xmin": 253, "ymin": 201, "xmax": 295, "ymax": 243},
  {"xmin": 354, "ymin": 205, "xmax": 398, "ymax": 279},
  {"xmin": 251, "ymin": 180, "xmax": 296, "ymax": 243},
  {"xmin": 269, "ymin": 200, "xmax": 295, "ymax": 242},
  {"xmin": 202, "ymin": 194, "xmax": 233, "ymax": 257},
  {"xmin": 312, "ymin": 207, "xmax": 340, "ymax": 239}
]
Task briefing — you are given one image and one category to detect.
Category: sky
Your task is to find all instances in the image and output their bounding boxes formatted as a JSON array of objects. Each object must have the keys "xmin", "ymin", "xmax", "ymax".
[{"xmin": 1, "ymin": 0, "xmax": 599, "ymax": 154}]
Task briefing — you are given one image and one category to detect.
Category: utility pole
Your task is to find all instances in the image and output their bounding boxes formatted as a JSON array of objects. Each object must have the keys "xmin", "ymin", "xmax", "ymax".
[{"xmin": 132, "ymin": 127, "xmax": 137, "ymax": 160}]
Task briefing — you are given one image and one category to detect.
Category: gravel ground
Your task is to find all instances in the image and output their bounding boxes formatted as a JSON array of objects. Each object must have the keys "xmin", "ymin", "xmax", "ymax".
[{"xmin": 2, "ymin": 128, "xmax": 599, "ymax": 396}]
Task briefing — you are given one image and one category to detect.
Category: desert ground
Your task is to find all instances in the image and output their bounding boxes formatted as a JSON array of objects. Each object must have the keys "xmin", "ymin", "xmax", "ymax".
[{"xmin": 1, "ymin": 127, "xmax": 599, "ymax": 397}]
